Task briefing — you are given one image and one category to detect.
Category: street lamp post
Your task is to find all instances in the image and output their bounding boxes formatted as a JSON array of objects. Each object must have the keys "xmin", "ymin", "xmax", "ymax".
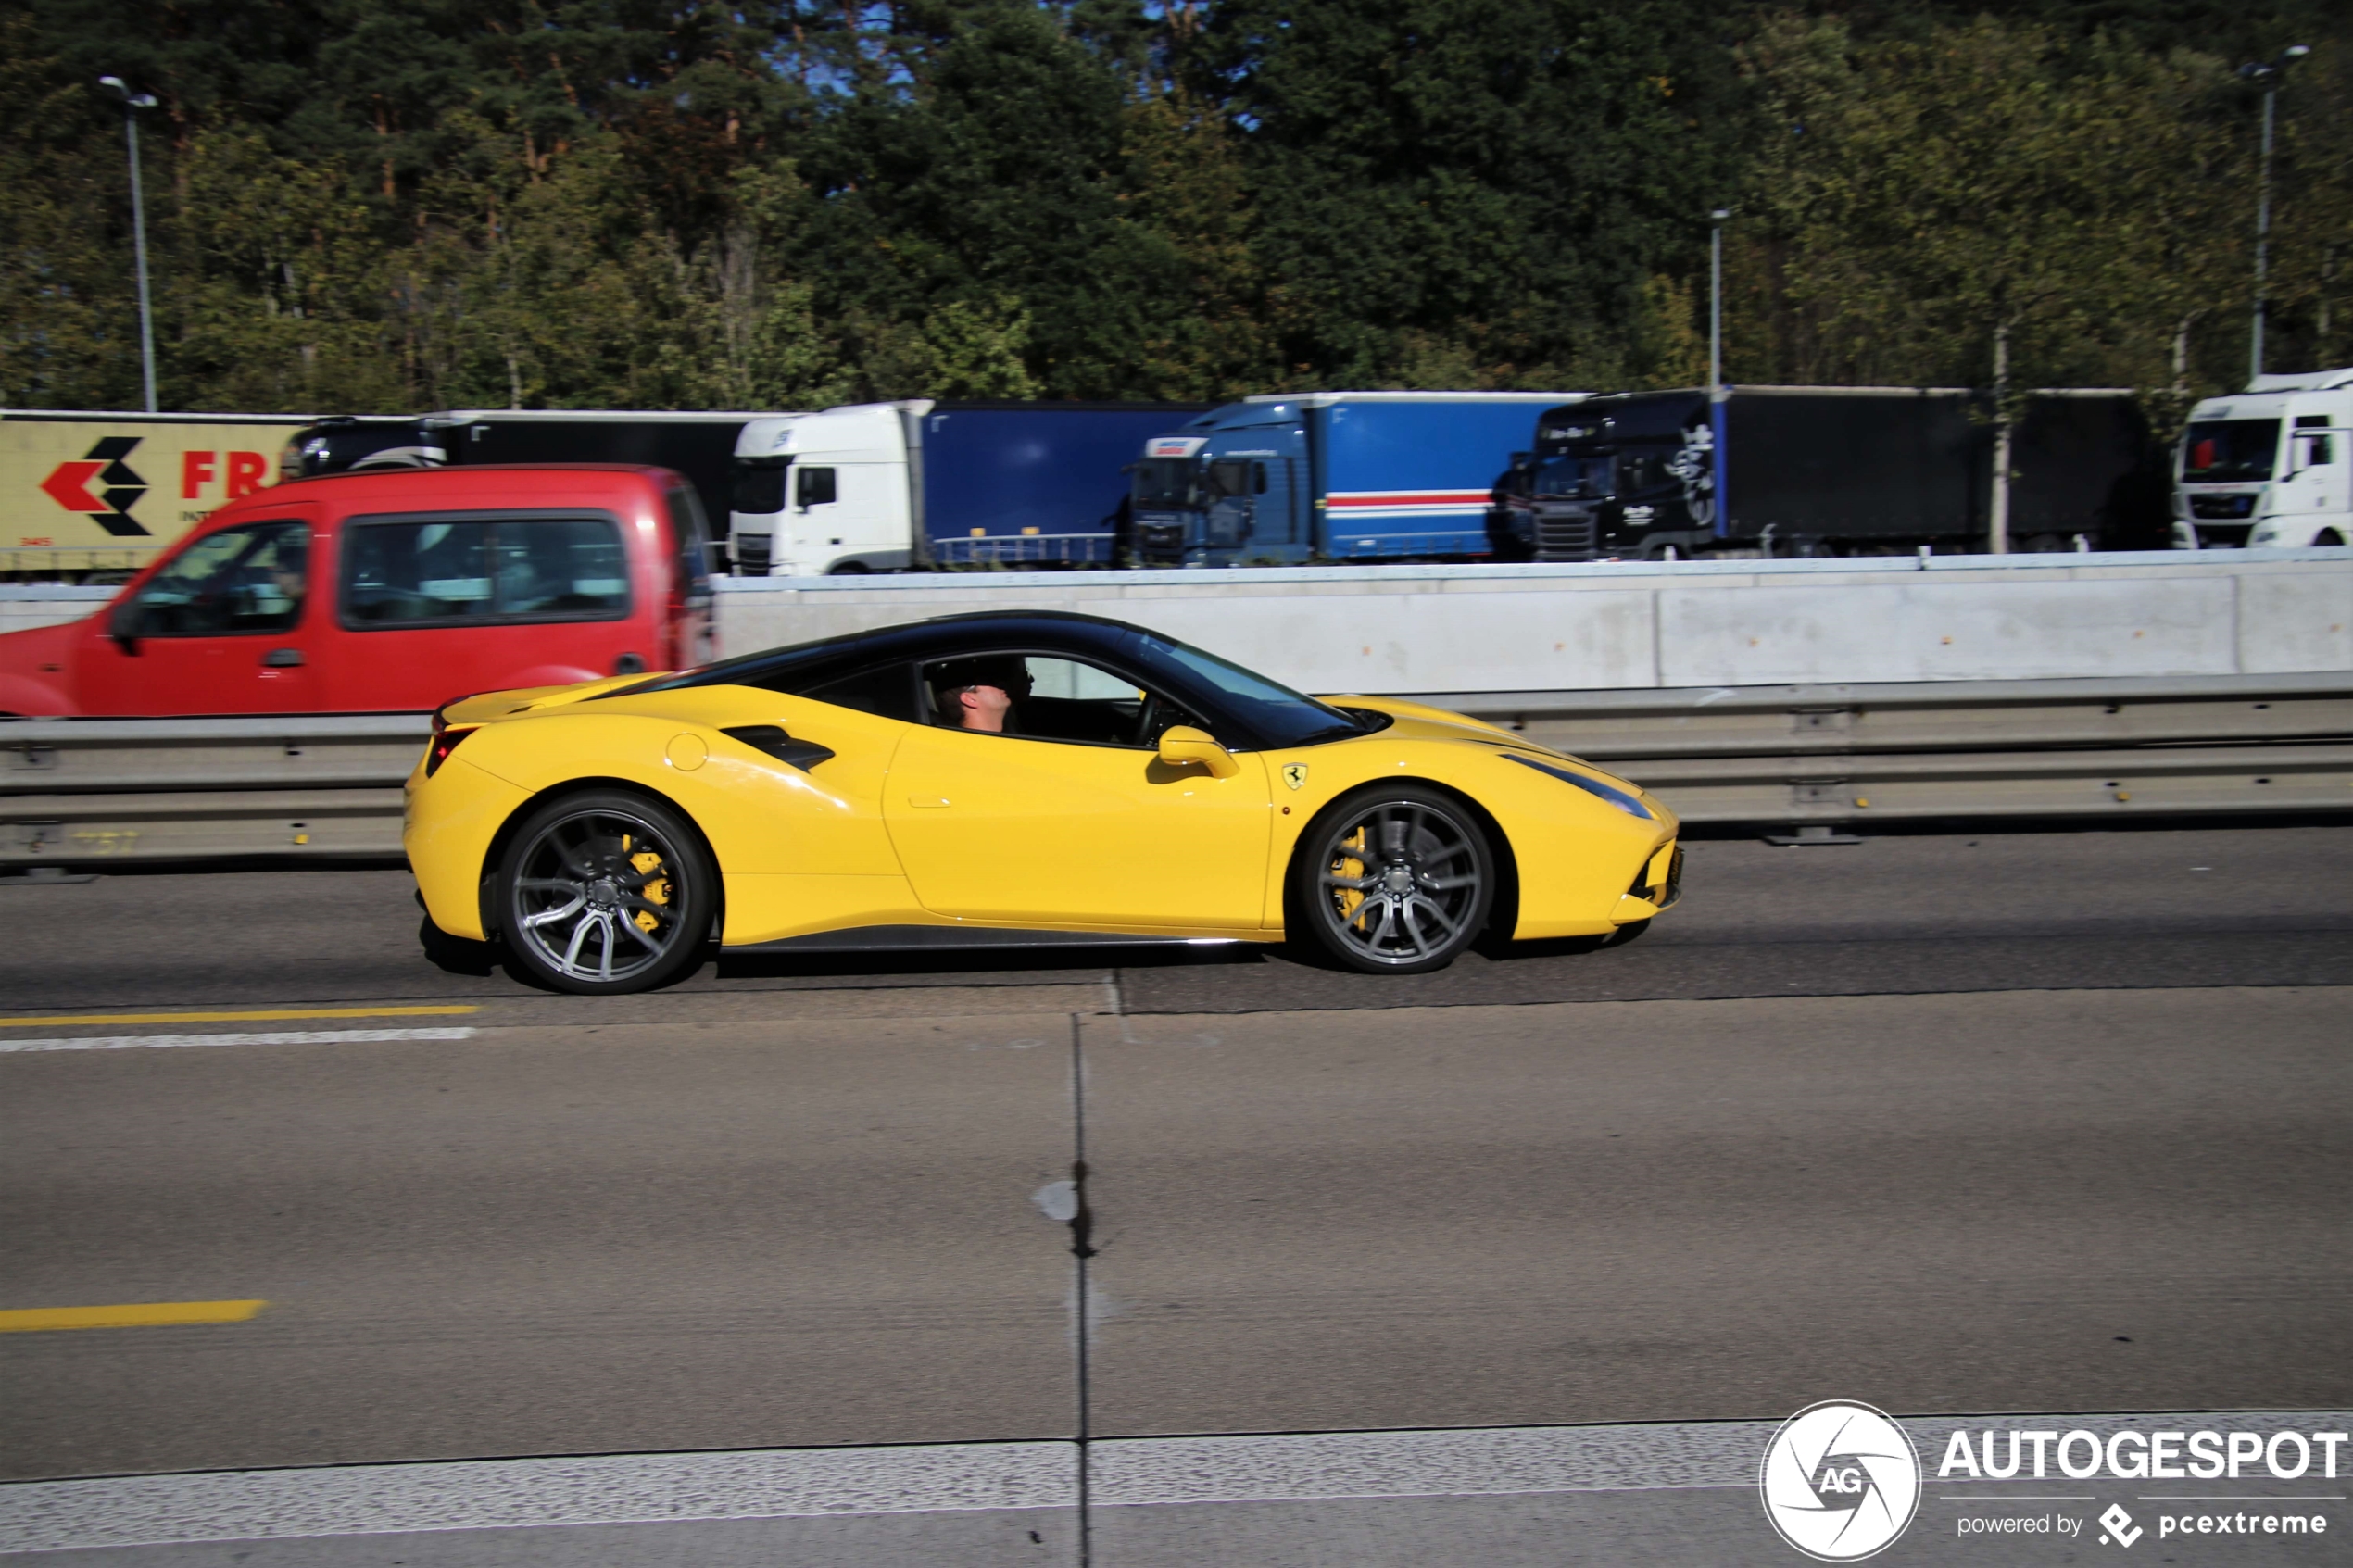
[
  {"xmin": 2240, "ymin": 45, "xmax": 2309, "ymax": 384},
  {"xmin": 98, "ymin": 76, "xmax": 159, "ymax": 413},
  {"xmin": 1707, "ymin": 207, "xmax": 1731, "ymax": 541}
]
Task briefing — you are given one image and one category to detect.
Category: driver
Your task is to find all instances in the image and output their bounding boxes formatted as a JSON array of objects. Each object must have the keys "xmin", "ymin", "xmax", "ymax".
[{"xmin": 928, "ymin": 656, "xmax": 1031, "ymax": 734}]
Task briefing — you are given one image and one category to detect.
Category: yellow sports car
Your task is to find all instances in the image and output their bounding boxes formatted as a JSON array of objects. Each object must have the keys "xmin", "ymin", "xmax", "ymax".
[{"xmin": 404, "ymin": 610, "xmax": 1680, "ymax": 994}]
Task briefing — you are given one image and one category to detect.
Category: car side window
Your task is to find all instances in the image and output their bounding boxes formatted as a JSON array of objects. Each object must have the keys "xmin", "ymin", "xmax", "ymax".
[
  {"xmin": 130, "ymin": 521, "xmax": 309, "ymax": 637},
  {"xmin": 343, "ymin": 516, "xmax": 628, "ymax": 627},
  {"xmin": 796, "ymin": 661, "xmax": 921, "ymax": 723},
  {"xmin": 923, "ymin": 652, "xmax": 1205, "ymax": 748}
]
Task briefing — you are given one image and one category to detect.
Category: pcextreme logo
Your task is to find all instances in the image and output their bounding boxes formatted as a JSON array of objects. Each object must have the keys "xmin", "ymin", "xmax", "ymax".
[{"xmin": 1760, "ymin": 1401, "xmax": 1923, "ymax": 1561}]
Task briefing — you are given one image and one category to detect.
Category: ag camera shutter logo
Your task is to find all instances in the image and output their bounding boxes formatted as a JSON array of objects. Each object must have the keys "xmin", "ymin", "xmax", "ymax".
[{"xmin": 1759, "ymin": 1400, "xmax": 1922, "ymax": 1561}]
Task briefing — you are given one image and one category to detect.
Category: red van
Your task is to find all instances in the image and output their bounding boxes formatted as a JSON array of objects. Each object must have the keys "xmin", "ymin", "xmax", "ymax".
[{"xmin": 0, "ymin": 466, "xmax": 714, "ymax": 716}]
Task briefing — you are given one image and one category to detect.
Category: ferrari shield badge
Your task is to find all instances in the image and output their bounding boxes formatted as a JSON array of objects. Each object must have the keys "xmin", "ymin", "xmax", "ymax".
[{"xmin": 1281, "ymin": 762, "xmax": 1309, "ymax": 791}]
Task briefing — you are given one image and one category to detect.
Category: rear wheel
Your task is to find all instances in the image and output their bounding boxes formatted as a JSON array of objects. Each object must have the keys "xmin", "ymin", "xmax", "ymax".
[
  {"xmin": 497, "ymin": 790, "xmax": 713, "ymax": 994},
  {"xmin": 1292, "ymin": 785, "xmax": 1494, "ymax": 974},
  {"xmin": 2318, "ymin": 530, "xmax": 2347, "ymax": 546}
]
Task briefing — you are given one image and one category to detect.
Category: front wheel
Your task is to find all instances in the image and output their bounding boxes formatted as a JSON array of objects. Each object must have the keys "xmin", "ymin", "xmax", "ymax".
[
  {"xmin": 1291, "ymin": 785, "xmax": 1495, "ymax": 974},
  {"xmin": 497, "ymin": 790, "xmax": 714, "ymax": 994}
]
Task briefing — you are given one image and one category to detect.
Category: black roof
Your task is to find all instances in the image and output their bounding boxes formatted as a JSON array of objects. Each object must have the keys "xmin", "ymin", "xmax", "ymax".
[{"xmin": 623, "ymin": 608, "xmax": 1362, "ymax": 752}]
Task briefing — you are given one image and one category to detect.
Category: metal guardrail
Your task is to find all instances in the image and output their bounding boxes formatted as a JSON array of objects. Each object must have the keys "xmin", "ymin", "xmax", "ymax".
[
  {"xmin": 4, "ymin": 716, "xmax": 425, "ymax": 861},
  {"xmin": 1428, "ymin": 672, "xmax": 2353, "ymax": 823},
  {"xmin": 3, "ymin": 675, "xmax": 2348, "ymax": 863}
]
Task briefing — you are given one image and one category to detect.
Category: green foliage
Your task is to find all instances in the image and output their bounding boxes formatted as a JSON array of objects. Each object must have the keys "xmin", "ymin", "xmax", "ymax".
[{"xmin": 0, "ymin": 0, "xmax": 2346, "ymax": 414}]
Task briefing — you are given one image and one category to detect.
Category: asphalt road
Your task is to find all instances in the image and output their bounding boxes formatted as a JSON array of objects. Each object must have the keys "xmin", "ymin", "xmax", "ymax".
[{"xmin": 3, "ymin": 823, "xmax": 2349, "ymax": 1564}]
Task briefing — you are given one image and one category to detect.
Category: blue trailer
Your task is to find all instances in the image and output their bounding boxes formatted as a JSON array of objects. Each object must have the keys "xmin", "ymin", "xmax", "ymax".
[{"xmin": 1126, "ymin": 393, "xmax": 1579, "ymax": 566}]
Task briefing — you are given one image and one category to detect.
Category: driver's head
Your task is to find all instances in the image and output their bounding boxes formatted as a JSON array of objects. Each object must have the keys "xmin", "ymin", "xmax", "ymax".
[{"xmin": 929, "ymin": 657, "xmax": 1030, "ymax": 732}]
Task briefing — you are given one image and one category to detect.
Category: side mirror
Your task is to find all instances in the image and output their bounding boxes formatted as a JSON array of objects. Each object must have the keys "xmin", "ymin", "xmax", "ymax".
[
  {"xmin": 1158, "ymin": 725, "xmax": 1239, "ymax": 779},
  {"xmin": 107, "ymin": 596, "xmax": 143, "ymax": 648}
]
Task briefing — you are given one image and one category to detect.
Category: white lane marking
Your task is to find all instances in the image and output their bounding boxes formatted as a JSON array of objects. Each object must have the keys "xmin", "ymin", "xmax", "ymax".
[
  {"xmin": 3, "ymin": 1412, "xmax": 2346, "ymax": 1552},
  {"xmin": 0, "ymin": 1444, "xmax": 1076, "ymax": 1552},
  {"xmin": 1089, "ymin": 1422, "xmax": 1778, "ymax": 1506},
  {"xmin": 1092, "ymin": 1411, "xmax": 2352, "ymax": 1509},
  {"xmin": 0, "ymin": 1028, "xmax": 478, "ymax": 1054}
]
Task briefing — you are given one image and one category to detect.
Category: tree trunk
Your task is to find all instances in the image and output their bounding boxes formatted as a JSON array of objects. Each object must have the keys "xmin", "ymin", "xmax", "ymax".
[{"xmin": 1988, "ymin": 320, "xmax": 2012, "ymax": 556}]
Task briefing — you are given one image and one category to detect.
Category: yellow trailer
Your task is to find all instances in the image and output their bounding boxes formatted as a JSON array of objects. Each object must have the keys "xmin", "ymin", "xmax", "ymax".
[{"xmin": 1, "ymin": 409, "xmax": 312, "ymax": 577}]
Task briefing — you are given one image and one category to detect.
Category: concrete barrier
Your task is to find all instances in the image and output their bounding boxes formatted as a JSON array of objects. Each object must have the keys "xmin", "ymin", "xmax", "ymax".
[
  {"xmin": 0, "ymin": 585, "xmax": 108, "ymax": 636},
  {"xmin": 711, "ymin": 551, "xmax": 2353, "ymax": 694},
  {"xmin": 6, "ymin": 552, "xmax": 2349, "ymax": 694}
]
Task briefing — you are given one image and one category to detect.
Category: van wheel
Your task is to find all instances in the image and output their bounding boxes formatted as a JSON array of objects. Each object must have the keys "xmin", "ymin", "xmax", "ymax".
[
  {"xmin": 497, "ymin": 790, "xmax": 713, "ymax": 994},
  {"xmin": 2318, "ymin": 530, "xmax": 2347, "ymax": 546},
  {"xmin": 1291, "ymin": 784, "xmax": 1494, "ymax": 974}
]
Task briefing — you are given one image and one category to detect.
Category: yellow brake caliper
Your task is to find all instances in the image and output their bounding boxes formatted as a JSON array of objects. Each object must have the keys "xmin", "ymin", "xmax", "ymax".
[
  {"xmin": 629, "ymin": 843, "xmax": 668, "ymax": 933},
  {"xmin": 1334, "ymin": 827, "xmax": 1367, "ymax": 927}
]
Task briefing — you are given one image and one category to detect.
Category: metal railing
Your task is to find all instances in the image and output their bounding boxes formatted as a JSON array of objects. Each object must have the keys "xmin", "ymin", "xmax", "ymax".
[{"xmin": 3, "ymin": 673, "xmax": 2347, "ymax": 863}]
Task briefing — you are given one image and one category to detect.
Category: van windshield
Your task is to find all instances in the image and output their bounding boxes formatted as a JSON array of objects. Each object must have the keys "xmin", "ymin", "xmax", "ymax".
[{"xmin": 2181, "ymin": 420, "xmax": 2280, "ymax": 483}]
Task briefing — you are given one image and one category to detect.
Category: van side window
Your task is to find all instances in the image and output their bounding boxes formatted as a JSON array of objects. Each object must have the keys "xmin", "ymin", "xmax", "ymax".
[
  {"xmin": 129, "ymin": 521, "xmax": 309, "ymax": 637},
  {"xmin": 796, "ymin": 467, "xmax": 837, "ymax": 508},
  {"xmin": 665, "ymin": 487, "xmax": 716, "ymax": 595},
  {"xmin": 343, "ymin": 516, "xmax": 628, "ymax": 627}
]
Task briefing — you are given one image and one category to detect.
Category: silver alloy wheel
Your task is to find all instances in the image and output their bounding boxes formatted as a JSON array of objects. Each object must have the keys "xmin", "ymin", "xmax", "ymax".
[
  {"xmin": 509, "ymin": 806, "xmax": 690, "ymax": 985},
  {"xmin": 1313, "ymin": 797, "xmax": 1487, "ymax": 968}
]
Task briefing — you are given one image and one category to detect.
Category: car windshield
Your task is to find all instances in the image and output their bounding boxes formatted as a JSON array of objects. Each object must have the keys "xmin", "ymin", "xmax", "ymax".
[
  {"xmin": 1533, "ymin": 454, "xmax": 1612, "ymax": 498},
  {"xmin": 2181, "ymin": 420, "xmax": 2280, "ymax": 483},
  {"xmin": 1131, "ymin": 458, "xmax": 1200, "ymax": 508},
  {"xmin": 1129, "ymin": 629, "xmax": 1366, "ymax": 748}
]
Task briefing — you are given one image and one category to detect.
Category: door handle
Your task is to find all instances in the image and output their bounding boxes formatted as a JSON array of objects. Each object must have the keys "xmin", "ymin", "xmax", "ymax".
[
  {"xmin": 261, "ymin": 647, "xmax": 305, "ymax": 668},
  {"xmin": 906, "ymin": 795, "xmax": 951, "ymax": 809}
]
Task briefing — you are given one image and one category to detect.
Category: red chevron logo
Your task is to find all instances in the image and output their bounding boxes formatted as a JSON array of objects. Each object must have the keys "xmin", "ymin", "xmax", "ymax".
[{"xmin": 40, "ymin": 459, "xmax": 108, "ymax": 513}]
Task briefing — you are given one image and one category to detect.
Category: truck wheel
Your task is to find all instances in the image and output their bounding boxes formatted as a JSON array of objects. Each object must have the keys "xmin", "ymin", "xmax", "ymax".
[
  {"xmin": 497, "ymin": 789, "xmax": 714, "ymax": 995},
  {"xmin": 2318, "ymin": 530, "xmax": 2346, "ymax": 547},
  {"xmin": 1290, "ymin": 785, "xmax": 1494, "ymax": 974}
]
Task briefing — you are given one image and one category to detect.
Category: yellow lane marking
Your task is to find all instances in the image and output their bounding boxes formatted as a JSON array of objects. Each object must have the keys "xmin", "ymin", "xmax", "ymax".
[
  {"xmin": 0, "ymin": 1006, "xmax": 479, "ymax": 1029},
  {"xmin": 0, "ymin": 1300, "xmax": 269, "ymax": 1334}
]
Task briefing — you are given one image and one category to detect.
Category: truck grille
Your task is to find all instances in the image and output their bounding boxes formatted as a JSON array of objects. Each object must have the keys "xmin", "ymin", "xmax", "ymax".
[
  {"xmin": 2189, "ymin": 494, "xmax": 2257, "ymax": 520},
  {"xmin": 1534, "ymin": 505, "xmax": 1598, "ymax": 562},
  {"xmin": 733, "ymin": 534, "xmax": 771, "ymax": 573},
  {"xmin": 1138, "ymin": 521, "xmax": 1187, "ymax": 563}
]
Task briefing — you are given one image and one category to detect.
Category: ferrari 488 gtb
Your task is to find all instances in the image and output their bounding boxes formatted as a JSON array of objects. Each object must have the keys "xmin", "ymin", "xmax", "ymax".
[{"xmin": 404, "ymin": 610, "xmax": 1680, "ymax": 993}]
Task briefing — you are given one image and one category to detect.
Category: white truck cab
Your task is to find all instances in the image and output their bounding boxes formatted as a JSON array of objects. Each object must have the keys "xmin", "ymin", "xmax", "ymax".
[
  {"xmin": 727, "ymin": 404, "xmax": 922, "ymax": 577},
  {"xmin": 2174, "ymin": 368, "xmax": 2351, "ymax": 548}
]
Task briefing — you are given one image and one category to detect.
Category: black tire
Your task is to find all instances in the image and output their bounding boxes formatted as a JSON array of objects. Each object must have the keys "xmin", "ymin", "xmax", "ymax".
[
  {"xmin": 1290, "ymin": 784, "xmax": 1495, "ymax": 974},
  {"xmin": 2318, "ymin": 530, "xmax": 2347, "ymax": 547},
  {"xmin": 496, "ymin": 789, "xmax": 714, "ymax": 995}
]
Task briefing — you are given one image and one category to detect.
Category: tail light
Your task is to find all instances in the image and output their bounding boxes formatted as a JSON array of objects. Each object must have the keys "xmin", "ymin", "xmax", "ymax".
[{"xmin": 425, "ymin": 696, "xmax": 477, "ymax": 778}]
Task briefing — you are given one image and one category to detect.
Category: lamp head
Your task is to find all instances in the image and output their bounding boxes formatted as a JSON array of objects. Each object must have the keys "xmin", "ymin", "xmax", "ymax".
[{"xmin": 97, "ymin": 75, "xmax": 157, "ymax": 108}]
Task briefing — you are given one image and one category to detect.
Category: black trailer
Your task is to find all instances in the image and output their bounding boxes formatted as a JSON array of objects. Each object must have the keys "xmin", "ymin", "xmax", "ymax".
[
  {"xmin": 1491, "ymin": 386, "xmax": 2170, "ymax": 560},
  {"xmin": 285, "ymin": 410, "xmax": 780, "ymax": 569}
]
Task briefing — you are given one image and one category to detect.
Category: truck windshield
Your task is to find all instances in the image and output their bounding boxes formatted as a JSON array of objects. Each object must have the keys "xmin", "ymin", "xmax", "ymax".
[
  {"xmin": 731, "ymin": 458, "xmax": 788, "ymax": 515},
  {"xmin": 1533, "ymin": 455, "xmax": 1612, "ymax": 498},
  {"xmin": 2181, "ymin": 420, "xmax": 2280, "ymax": 483},
  {"xmin": 1132, "ymin": 458, "xmax": 1200, "ymax": 508}
]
